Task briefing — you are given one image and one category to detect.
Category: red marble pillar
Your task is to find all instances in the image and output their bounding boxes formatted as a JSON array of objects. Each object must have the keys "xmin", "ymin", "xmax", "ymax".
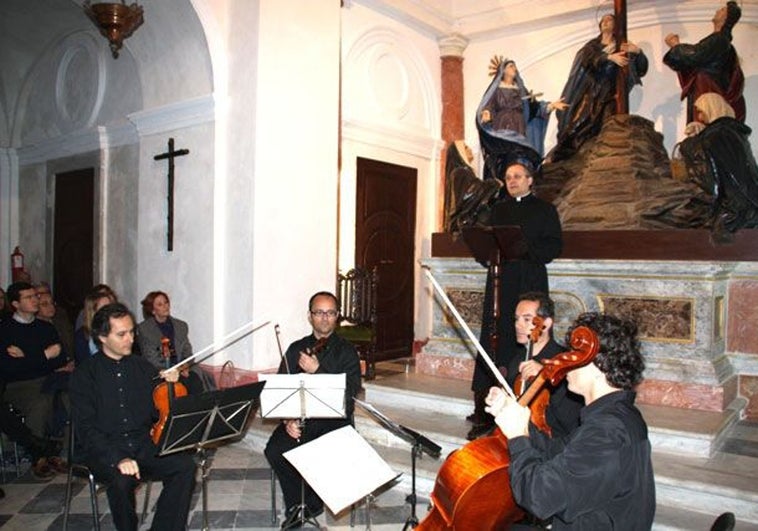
[{"xmin": 438, "ymin": 34, "xmax": 468, "ymax": 231}]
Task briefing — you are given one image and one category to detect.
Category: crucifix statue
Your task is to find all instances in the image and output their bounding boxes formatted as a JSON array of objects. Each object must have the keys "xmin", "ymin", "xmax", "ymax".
[
  {"xmin": 153, "ymin": 138, "xmax": 190, "ymax": 251},
  {"xmin": 614, "ymin": 0, "xmax": 629, "ymax": 115}
]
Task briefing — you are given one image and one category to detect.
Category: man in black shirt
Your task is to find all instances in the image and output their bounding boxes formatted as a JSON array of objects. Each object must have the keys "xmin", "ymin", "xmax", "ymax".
[
  {"xmin": 486, "ymin": 312, "xmax": 655, "ymax": 530},
  {"xmin": 507, "ymin": 292, "xmax": 583, "ymax": 439},
  {"xmin": 265, "ymin": 291, "xmax": 361, "ymax": 526},
  {"xmin": 69, "ymin": 303, "xmax": 195, "ymax": 531}
]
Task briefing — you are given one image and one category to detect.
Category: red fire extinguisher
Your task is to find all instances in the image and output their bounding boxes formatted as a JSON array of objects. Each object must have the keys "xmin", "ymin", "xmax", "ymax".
[{"xmin": 11, "ymin": 246, "xmax": 24, "ymax": 282}]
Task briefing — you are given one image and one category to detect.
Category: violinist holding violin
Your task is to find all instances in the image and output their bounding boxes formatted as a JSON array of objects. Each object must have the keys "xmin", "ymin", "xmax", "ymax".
[
  {"xmin": 69, "ymin": 303, "xmax": 196, "ymax": 531},
  {"xmin": 508, "ymin": 292, "xmax": 583, "ymax": 440},
  {"xmin": 264, "ymin": 291, "xmax": 361, "ymax": 526},
  {"xmin": 486, "ymin": 312, "xmax": 655, "ymax": 530}
]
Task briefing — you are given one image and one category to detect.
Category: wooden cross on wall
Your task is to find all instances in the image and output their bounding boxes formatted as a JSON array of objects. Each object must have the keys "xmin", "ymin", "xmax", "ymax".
[{"xmin": 153, "ymin": 138, "xmax": 190, "ymax": 251}]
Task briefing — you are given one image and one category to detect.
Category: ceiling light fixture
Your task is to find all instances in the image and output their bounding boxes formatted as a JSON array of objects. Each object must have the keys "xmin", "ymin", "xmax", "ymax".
[{"xmin": 83, "ymin": 1, "xmax": 144, "ymax": 59}]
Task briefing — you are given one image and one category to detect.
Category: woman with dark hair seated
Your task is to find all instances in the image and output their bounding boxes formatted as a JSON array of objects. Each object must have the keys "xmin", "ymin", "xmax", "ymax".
[{"xmin": 136, "ymin": 291, "xmax": 214, "ymax": 394}]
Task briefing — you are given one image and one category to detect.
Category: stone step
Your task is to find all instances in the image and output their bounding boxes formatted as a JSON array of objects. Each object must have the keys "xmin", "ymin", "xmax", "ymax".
[
  {"xmin": 363, "ymin": 370, "xmax": 743, "ymax": 458},
  {"xmin": 242, "ymin": 363, "xmax": 758, "ymax": 526},
  {"xmin": 358, "ymin": 370, "xmax": 758, "ymax": 525}
]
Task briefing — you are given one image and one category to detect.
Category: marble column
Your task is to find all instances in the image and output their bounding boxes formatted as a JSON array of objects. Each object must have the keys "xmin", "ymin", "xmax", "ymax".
[{"xmin": 437, "ymin": 33, "xmax": 468, "ymax": 230}]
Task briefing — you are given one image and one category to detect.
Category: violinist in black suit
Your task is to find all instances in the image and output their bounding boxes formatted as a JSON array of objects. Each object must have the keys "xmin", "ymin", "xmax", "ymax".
[{"xmin": 264, "ymin": 291, "xmax": 361, "ymax": 525}]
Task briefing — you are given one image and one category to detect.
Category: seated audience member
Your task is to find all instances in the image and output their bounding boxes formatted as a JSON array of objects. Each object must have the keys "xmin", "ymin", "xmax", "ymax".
[
  {"xmin": 36, "ymin": 289, "xmax": 75, "ymax": 438},
  {"xmin": 70, "ymin": 303, "xmax": 196, "ymax": 530},
  {"xmin": 74, "ymin": 283, "xmax": 118, "ymax": 331},
  {"xmin": 136, "ymin": 291, "xmax": 213, "ymax": 394},
  {"xmin": 0, "ymin": 399, "xmax": 60, "ymax": 480},
  {"xmin": 74, "ymin": 289, "xmax": 116, "ymax": 365},
  {"xmin": 486, "ymin": 312, "xmax": 655, "ymax": 530},
  {"xmin": 0, "ymin": 282, "xmax": 67, "ymax": 477},
  {"xmin": 265, "ymin": 291, "xmax": 361, "ymax": 525}
]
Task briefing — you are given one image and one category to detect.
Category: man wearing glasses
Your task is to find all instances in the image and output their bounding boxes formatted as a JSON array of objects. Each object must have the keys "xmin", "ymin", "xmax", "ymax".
[
  {"xmin": 0, "ymin": 282, "xmax": 67, "ymax": 478},
  {"xmin": 264, "ymin": 291, "xmax": 361, "ymax": 526}
]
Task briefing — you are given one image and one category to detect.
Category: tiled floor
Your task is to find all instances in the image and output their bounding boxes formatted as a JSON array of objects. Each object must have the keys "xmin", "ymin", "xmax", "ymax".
[
  {"xmin": 3, "ymin": 420, "xmax": 758, "ymax": 530},
  {"xmin": 0, "ymin": 442, "xmax": 418, "ymax": 530}
]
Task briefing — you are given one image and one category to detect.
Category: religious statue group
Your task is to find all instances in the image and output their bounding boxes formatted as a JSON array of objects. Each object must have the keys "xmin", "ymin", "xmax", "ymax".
[{"xmin": 444, "ymin": 1, "xmax": 758, "ymax": 240}]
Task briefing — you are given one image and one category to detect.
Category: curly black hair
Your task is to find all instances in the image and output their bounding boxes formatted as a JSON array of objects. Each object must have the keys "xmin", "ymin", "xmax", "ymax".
[{"xmin": 565, "ymin": 312, "xmax": 645, "ymax": 390}]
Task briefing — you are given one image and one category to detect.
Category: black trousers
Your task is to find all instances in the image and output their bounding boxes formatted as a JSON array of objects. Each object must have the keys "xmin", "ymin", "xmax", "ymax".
[
  {"xmin": 86, "ymin": 442, "xmax": 196, "ymax": 531},
  {"xmin": 265, "ymin": 418, "xmax": 350, "ymax": 513},
  {"xmin": 0, "ymin": 400, "xmax": 48, "ymax": 461}
]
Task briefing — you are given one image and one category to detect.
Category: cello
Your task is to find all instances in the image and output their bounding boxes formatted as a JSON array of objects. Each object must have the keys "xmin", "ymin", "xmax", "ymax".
[{"xmin": 418, "ymin": 268, "xmax": 599, "ymax": 530}]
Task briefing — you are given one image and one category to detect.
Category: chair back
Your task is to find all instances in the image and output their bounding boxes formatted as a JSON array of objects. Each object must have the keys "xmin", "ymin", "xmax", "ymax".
[{"xmin": 337, "ymin": 267, "xmax": 378, "ymax": 328}]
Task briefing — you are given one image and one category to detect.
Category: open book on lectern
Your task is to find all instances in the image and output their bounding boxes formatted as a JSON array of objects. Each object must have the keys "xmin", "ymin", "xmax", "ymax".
[{"xmin": 258, "ymin": 373, "xmax": 346, "ymax": 419}]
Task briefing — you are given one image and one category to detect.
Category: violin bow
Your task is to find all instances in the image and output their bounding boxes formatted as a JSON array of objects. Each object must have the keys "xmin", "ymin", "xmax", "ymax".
[
  {"xmin": 423, "ymin": 266, "xmax": 516, "ymax": 400},
  {"xmin": 161, "ymin": 320, "xmax": 272, "ymax": 374},
  {"xmin": 274, "ymin": 324, "xmax": 290, "ymax": 374}
]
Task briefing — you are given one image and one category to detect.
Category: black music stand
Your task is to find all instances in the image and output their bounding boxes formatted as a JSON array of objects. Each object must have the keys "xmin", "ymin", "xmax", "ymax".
[
  {"xmin": 157, "ymin": 381, "xmax": 265, "ymax": 531},
  {"xmin": 461, "ymin": 225, "xmax": 525, "ymax": 353},
  {"xmin": 353, "ymin": 398, "xmax": 441, "ymax": 530}
]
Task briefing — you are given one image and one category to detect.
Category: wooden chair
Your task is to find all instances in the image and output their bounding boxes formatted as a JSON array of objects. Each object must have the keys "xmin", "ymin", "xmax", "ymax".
[{"xmin": 335, "ymin": 266, "xmax": 379, "ymax": 379}]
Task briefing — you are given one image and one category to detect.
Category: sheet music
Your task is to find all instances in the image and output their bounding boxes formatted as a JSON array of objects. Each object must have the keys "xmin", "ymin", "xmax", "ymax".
[
  {"xmin": 258, "ymin": 373, "xmax": 346, "ymax": 419},
  {"xmin": 283, "ymin": 426, "xmax": 400, "ymax": 514}
]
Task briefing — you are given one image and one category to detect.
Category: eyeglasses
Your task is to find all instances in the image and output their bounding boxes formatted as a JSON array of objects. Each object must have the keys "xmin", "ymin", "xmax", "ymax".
[{"xmin": 310, "ymin": 309, "xmax": 338, "ymax": 318}]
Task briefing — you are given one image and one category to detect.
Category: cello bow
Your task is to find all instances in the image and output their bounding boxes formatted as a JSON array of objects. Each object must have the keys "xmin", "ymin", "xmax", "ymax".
[{"xmin": 423, "ymin": 266, "xmax": 516, "ymax": 400}]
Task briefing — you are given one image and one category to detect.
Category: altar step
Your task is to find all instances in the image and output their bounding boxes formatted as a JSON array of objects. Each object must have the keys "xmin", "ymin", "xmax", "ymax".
[{"xmin": 242, "ymin": 361, "xmax": 758, "ymax": 529}]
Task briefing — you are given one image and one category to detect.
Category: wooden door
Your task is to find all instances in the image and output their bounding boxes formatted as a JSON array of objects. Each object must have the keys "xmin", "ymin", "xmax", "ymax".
[
  {"xmin": 355, "ymin": 157, "xmax": 417, "ymax": 360},
  {"xmin": 53, "ymin": 168, "xmax": 94, "ymax": 322}
]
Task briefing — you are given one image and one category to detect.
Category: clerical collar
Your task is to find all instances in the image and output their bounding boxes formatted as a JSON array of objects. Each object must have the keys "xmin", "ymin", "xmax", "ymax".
[
  {"xmin": 13, "ymin": 312, "xmax": 35, "ymax": 324},
  {"xmin": 514, "ymin": 192, "xmax": 532, "ymax": 202}
]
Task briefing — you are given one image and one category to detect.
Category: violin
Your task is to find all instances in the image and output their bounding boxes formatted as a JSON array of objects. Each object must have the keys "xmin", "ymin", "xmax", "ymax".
[
  {"xmin": 513, "ymin": 315, "xmax": 545, "ymax": 396},
  {"xmin": 512, "ymin": 316, "xmax": 552, "ymax": 435},
  {"xmin": 150, "ymin": 337, "xmax": 188, "ymax": 445}
]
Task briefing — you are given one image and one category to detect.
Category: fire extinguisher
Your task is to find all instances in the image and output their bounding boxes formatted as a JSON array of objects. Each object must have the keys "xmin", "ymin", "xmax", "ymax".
[{"xmin": 11, "ymin": 246, "xmax": 24, "ymax": 282}]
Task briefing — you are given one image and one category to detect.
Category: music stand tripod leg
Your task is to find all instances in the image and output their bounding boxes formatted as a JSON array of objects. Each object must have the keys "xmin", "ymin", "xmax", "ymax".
[
  {"xmin": 281, "ymin": 418, "xmax": 321, "ymax": 530},
  {"xmin": 198, "ymin": 448, "xmax": 210, "ymax": 531},
  {"xmin": 281, "ymin": 478, "xmax": 321, "ymax": 530},
  {"xmin": 402, "ymin": 443, "xmax": 421, "ymax": 530}
]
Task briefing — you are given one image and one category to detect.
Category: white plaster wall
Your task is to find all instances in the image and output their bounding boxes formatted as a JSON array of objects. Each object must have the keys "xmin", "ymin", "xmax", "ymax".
[
  {"xmin": 136, "ymin": 125, "xmax": 215, "ymax": 350},
  {"xmin": 462, "ymin": 4, "xmax": 758, "ymax": 161},
  {"xmin": 341, "ymin": 2, "xmax": 443, "ymax": 344},
  {"xmin": 15, "ymin": 32, "xmax": 141, "ymax": 147},
  {"xmin": 248, "ymin": 1, "xmax": 342, "ymax": 370},
  {"xmin": 17, "ymin": 164, "xmax": 47, "ymax": 277}
]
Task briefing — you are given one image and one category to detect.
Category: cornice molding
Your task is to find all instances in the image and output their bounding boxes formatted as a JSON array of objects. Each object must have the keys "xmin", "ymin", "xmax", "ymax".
[
  {"xmin": 343, "ymin": 118, "xmax": 439, "ymax": 159},
  {"xmin": 354, "ymin": 0, "xmax": 757, "ymax": 43},
  {"xmin": 16, "ymin": 124, "xmax": 138, "ymax": 166},
  {"xmin": 128, "ymin": 94, "xmax": 215, "ymax": 137}
]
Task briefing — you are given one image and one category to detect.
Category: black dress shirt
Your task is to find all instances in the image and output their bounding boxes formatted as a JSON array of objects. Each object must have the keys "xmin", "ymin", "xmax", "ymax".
[
  {"xmin": 508, "ymin": 390, "xmax": 656, "ymax": 530},
  {"xmin": 70, "ymin": 352, "xmax": 160, "ymax": 467}
]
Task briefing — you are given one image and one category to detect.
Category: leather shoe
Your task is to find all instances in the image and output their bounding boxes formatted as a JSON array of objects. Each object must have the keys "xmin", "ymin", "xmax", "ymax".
[
  {"xmin": 466, "ymin": 422, "xmax": 495, "ymax": 441},
  {"xmin": 31, "ymin": 458, "xmax": 55, "ymax": 481},
  {"xmin": 47, "ymin": 456, "xmax": 68, "ymax": 474}
]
